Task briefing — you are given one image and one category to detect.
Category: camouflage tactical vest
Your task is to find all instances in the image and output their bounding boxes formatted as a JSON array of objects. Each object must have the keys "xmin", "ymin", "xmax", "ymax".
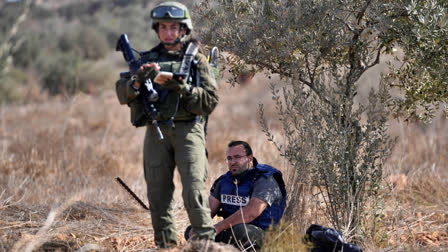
[{"xmin": 136, "ymin": 44, "xmax": 198, "ymax": 123}]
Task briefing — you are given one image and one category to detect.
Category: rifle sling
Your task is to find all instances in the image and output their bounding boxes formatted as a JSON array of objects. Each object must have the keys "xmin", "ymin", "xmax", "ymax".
[{"xmin": 178, "ymin": 42, "xmax": 198, "ymax": 81}]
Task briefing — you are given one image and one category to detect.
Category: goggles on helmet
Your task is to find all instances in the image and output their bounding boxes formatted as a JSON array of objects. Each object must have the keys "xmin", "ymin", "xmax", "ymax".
[{"xmin": 151, "ymin": 6, "xmax": 187, "ymax": 19}]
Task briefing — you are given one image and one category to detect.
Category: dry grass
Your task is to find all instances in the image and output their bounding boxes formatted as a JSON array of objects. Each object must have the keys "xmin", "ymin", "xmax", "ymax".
[
  {"xmin": 0, "ymin": 74, "xmax": 447, "ymax": 251},
  {"xmin": 377, "ymin": 120, "xmax": 448, "ymax": 251}
]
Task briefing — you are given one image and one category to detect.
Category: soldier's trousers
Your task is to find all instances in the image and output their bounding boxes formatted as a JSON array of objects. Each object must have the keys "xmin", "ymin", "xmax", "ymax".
[{"xmin": 143, "ymin": 121, "xmax": 215, "ymax": 247}]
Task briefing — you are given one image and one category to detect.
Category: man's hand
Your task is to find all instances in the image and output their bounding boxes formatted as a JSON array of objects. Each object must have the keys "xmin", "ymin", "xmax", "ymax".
[
  {"xmin": 213, "ymin": 197, "xmax": 268, "ymax": 235},
  {"xmin": 160, "ymin": 78, "xmax": 192, "ymax": 95},
  {"xmin": 133, "ymin": 63, "xmax": 160, "ymax": 88},
  {"xmin": 149, "ymin": 71, "xmax": 191, "ymax": 95},
  {"xmin": 154, "ymin": 71, "xmax": 173, "ymax": 85},
  {"xmin": 214, "ymin": 221, "xmax": 228, "ymax": 235}
]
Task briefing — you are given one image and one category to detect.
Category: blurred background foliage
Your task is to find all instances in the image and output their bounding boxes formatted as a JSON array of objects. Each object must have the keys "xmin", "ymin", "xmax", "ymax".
[{"xmin": 0, "ymin": 0, "xmax": 200, "ymax": 103}]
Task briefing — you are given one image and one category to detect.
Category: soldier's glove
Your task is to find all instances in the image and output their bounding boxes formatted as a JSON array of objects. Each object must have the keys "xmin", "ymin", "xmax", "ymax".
[
  {"xmin": 163, "ymin": 78, "xmax": 193, "ymax": 96},
  {"xmin": 134, "ymin": 67, "xmax": 158, "ymax": 85}
]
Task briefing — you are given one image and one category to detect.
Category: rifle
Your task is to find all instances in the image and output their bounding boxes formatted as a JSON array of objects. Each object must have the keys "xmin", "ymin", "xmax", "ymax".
[
  {"xmin": 203, "ymin": 46, "xmax": 220, "ymax": 140},
  {"xmin": 115, "ymin": 177, "xmax": 149, "ymax": 210},
  {"xmin": 115, "ymin": 34, "xmax": 164, "ymax": 140}
]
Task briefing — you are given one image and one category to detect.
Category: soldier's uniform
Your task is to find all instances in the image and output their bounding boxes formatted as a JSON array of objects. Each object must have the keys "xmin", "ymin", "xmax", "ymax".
[{"xmin": 115, "ymin": 1, "xmax": 217, "ymax": 247}]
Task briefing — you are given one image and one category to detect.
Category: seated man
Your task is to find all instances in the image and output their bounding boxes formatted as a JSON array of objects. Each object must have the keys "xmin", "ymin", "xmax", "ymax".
[{"xmin": 185, "ymin": 140, "xmax": 287, "ymax": 250}]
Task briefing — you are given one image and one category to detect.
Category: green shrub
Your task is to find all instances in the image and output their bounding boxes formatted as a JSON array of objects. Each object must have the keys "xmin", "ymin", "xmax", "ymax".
[
  {"xmin": 41, "ymin": 53, "xmax": 82, "ymax": 96},
  {"xmin": 40, "ymin": 51, "xmax": 115, "ymax": 96},
  {"xmin": 96, "ymin": 4, "xmax": 159, "ymax": 50},
  {"xmin": 78, "ymin": 61, "xmax": 115, "ymax": 93},
  {"xmin": 0, "ymin": 2, "xmax": 26, "ymax": 39},
  {"xmin": 58, "ymin": 26, "xmax": 109, "ymax": 60},
  {"xmin": 29, "ymin": 5, "xmax": 55, "ymax": 20},
  {"xmin": 0, "ymin": 69, "xmax": 28, "ymax": 103},
  {"xmin": 11, "ymin": 34, "xmax": 40, "ymax": 68},
  {"xmin": 0, "ymin": 81, "xmax": 21, "ymax": 104}
]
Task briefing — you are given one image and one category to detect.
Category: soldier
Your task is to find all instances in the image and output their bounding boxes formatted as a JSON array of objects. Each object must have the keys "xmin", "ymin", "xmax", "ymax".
[
  {"xmin": 115, "ymin": 1, "xmax": 218, "ymax": 248},
  {"xmin": 185, "ymin": 140, "xmax": 287, "ymax": 250}
]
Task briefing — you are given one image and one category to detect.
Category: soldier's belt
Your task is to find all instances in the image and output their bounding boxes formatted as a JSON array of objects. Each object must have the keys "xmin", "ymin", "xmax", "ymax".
[{"xmin": 151, "ymin": 118, "xmax": 199, "ymax": 126}]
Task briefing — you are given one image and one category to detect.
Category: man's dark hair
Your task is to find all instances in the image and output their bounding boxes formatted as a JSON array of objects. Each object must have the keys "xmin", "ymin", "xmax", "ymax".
[
  {"xmin": 228, "ymin": 140, "xmax": 253, "ymax": 155},
  {"xmin": 228, "ymin": 140, "xmax": 258, "ymax": 167}
]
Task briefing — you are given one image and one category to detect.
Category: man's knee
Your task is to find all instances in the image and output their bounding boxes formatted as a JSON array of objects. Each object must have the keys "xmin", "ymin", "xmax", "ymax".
[
  {"xmin": 216, "ymin": 223, "xmax": 265, "ymax": 249},
  {"xmin": 232, "ymin": 224, "xmax": 264, "ymax": 240}
]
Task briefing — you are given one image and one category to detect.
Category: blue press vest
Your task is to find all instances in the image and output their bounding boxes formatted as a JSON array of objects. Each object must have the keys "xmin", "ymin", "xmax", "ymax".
[{"xmin": 216, "ymin": 164, "xmax": 287, "ymax": 230}]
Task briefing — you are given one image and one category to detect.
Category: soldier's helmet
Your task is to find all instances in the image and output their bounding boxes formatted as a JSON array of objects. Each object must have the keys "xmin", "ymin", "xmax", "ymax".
[{"xmin": 150, "ymin": 2, "xmax": 193, "ymax": 35}]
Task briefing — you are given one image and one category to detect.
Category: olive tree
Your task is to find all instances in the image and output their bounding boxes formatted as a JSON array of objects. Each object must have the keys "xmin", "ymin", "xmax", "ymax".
[{"xmin": 196, "ymin": 0, "xmax": 447, "ymax": 241}]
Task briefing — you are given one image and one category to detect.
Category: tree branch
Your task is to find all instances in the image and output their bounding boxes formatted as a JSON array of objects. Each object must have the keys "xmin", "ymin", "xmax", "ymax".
[
  {"xmin": 0, "ymin": 0, "xmax": 32, "ymax": 76},
  {"xmin": 356, "ymin": 0, "xmax": 373, "ymax": 25},
  {"xmin": 366, "ymin": 45, "xmax": 383, "ymax": 70}
]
